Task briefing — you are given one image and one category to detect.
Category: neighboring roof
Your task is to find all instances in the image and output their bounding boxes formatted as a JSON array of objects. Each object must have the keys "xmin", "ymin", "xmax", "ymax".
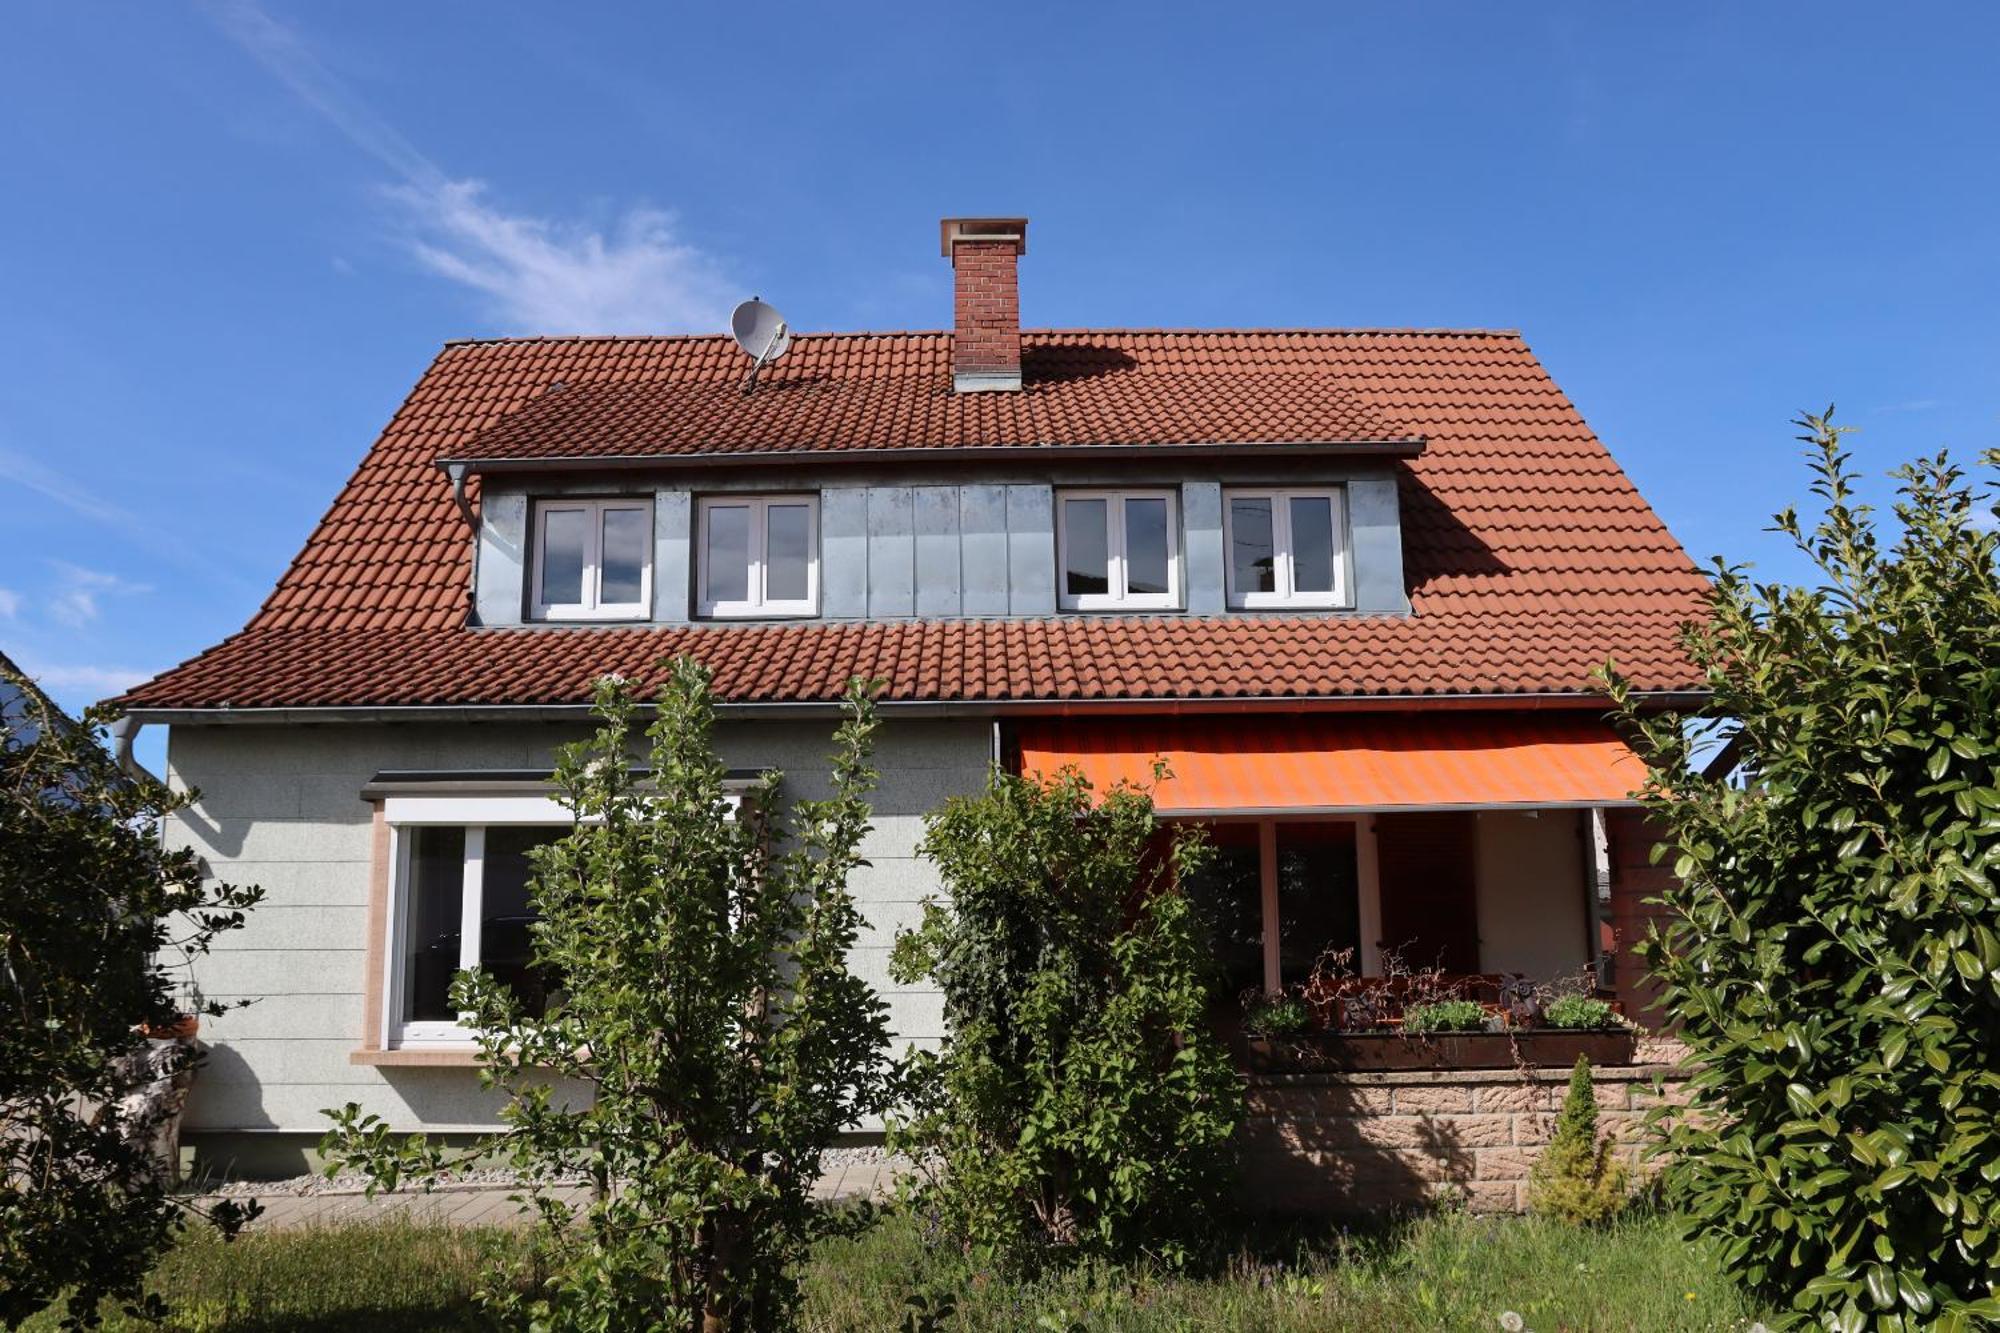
[
  {"xmin": 1, "ymin": 649, "xmax": 61, "ymax": 746},
  {"xmin": 120, "ymin": 329, "xmax": 1710, "ymax": 712}
]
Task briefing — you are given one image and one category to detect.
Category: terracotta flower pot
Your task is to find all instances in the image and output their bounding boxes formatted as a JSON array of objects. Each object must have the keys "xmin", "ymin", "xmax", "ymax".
[{"xmin": 140, "ymin": 1013, "xmax": 199, "ymax": 1041}]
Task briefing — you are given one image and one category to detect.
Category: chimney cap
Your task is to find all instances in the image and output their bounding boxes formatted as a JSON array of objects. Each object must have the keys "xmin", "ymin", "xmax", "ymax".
[{"xmin": 940, "ymin": 217, "xmax": 1028, "ymax": 258}]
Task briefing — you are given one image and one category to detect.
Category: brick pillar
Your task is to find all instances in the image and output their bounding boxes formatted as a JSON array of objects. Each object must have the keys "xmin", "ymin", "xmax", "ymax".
[
  {"xmin": 941, "ymin": 217, "xmax": 1027, "ymax": 392},
  {"xmin": 1602, "ymin": 808, "xmax": 1679, "ymax": 1029}
]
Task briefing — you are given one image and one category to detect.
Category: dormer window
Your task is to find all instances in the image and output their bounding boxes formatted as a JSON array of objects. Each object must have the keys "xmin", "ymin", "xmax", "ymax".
[
  {"xmin": 1224, "ymin": 487, "xmax": 1349, "ymax": 609},
  {"xmin": 1056, "ymin": 488, "xmax": 1180, "ymax": 611},
  {"xmin": 531, "ymin": 498, "xmax": 653, "ymax": 621},
  {"xmin": 696, "ymin": 494, "xmax": 820, "ymax": 618}
]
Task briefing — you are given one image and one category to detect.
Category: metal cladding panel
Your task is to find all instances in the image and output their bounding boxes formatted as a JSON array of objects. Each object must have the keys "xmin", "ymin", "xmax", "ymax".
[
  {"xmin": 866, "ymin": 486, "xmax": 916, "ymax": 618},
  {"xmin": 959, "ymin": 484, "xmax": 1009, "ymax": 616},
  {"xmin": 651, "ymin": 488, "xmax": 691, "ymax": 624},
  {"xmin": 1183, "ymin": 481, "xmax": 1225, "ymax": 615},
  {"xmin": 913, "ymin": 486, "xmax": 962, "ymax": 618},
  {"xmin": 1004, "ymin": 484, "xmax": 1055, "ymax": 616},
  {"xmin": 473, "ymin": 491, "xmax": 527, "ymax": 627},
  {"xmin": 820, "ymin": 486, "xmax": 869, "ymax": 619},
  {"xmin": 1349, "ymin": 474, "xmax": 1410, "ymax": 614}
]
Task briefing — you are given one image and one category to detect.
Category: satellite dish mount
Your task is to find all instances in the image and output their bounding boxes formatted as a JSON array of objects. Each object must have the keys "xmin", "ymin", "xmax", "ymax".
[{"xmin": 730, "ymin": 297, "xmax": 791, "ymax": 396}]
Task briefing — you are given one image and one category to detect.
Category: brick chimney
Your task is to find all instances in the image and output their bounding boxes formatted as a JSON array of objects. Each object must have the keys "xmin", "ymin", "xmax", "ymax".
[{"xmin": 941, "ymin": 217, "xmax": 1028, "ymax": 392}]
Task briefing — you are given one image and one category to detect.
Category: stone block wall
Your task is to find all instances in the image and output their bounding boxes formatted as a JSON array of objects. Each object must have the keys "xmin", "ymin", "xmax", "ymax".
[{"xmin": 1240, "ymin": 1063, "xmax": 1692, "ymax": 1215}]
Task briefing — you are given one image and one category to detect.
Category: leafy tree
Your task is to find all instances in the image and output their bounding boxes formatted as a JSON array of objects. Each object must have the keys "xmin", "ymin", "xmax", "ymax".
[
  {"xmin": 888, "ymin": 766, "xmax": 1241, "ymax": 1268},
  {"xmin": 1527, "ymin": 1056, "xmax": 1629, "ymax": 1224},
  {"xmin": 1606, "ymin": 414, "xmax": 2000, "ymax": 1329},
  {"xmin": 1, "ymin": 670, "xmax": 262, "ymax": 1329},
  {"xmin": 322, "ymin": 659, "xmax": 895, "ymax": 1333}
]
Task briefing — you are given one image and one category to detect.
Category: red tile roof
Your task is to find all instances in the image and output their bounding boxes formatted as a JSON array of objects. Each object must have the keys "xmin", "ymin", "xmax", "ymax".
[
  {"xmin": 447, "ymin": 333, "xmax": 1424, "ymax": 460},
  {"xmin": 121, "ymin": 329, "xmax": 1710, "ymax": 711}
]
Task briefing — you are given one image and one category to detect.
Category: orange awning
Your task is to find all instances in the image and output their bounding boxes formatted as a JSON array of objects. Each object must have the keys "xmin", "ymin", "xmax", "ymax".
[{"xmin": 1015, "ymin": 713, "xmax": 1647, "ymax": 816}]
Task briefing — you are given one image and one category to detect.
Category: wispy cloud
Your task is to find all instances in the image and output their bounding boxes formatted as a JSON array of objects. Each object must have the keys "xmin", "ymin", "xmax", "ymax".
[
  {"xmin": 204, "ymin": 0, "xmax": 735, "ymax": 333},
  {"xmin": 0, "ymin": 589, "xmax": 17, "ymax": 619},
  {"xmin": 14, "ymin": 661, "xmax": 155, "ymax": 698},
  {"xmin": 47, "ymin": 561, "xmax": 152, "ymax": 629},
  {"xmin": 384, "ymin": 181, "xmax": 734, "ymax": 334},
  {"xmin": 1873, "ymin": 398, "xmax": 1943, "ymax": 415},
  {"xmin": 0, "ymin": 444, "xmax": 138, "ymax": 526}
]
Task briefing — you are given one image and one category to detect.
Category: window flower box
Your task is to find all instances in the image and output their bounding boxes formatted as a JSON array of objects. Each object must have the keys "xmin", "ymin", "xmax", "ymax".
[{"xmin": 1243, "ymin": 1027, "xmax": 1636, "ymax": 1074}]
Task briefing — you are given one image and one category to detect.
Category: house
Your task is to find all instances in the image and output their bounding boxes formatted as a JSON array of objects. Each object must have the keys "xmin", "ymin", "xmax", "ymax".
[{"xmin": 119, "ymin": 217, "xmax": 1705, "ymax": 1208}]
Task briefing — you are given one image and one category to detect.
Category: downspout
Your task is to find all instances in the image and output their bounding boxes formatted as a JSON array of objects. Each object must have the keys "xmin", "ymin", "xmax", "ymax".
[
  {"xmin": 442, "ymin": 462, "xmax": 480, "ymax": 614},
  {"xmin": 106, "ymin": 714, "xmax": 162, "ymax": 784}
]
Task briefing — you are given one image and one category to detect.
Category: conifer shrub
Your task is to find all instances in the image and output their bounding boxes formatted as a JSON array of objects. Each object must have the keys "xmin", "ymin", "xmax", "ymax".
[{"xmin": 1527, "ymin": 1056, "xmax": 1629, "ymax": 1225}]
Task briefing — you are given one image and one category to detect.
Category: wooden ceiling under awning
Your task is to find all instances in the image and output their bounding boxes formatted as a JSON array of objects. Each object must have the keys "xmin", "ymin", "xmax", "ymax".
[{"xmin": 1014, "ymin": 713, "xmax": 1648, "ymax": 817}]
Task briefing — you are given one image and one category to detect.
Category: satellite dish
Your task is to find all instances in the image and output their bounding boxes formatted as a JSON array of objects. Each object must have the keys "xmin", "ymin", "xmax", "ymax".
[{"xmin": 731, "ymin": 298, "xmax": 790, "ymax": 395}]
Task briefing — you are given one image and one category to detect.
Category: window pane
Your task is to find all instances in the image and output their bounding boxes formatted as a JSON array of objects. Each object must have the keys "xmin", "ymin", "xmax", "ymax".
[
  {"xmin": 539, "ymin": 509, "xmax": 586, "ymax": 606},
  {"xmin": 766, "ymin": 504, "xmax": 811, "ymax": 603},
  {"xmin": 480, "ymin": 826, "xmax": 568, "ymax": 1020},
  {"xmin": 402, "ymin": 827, "xmax": 465, "ymax": 1023},
  {"xmin": 1289, "ymin": 496, "xmax": 1337, "ymax": 594},
  {"xmin": 1181, "ymin": 822, "xmax": 1264, "ymax": 998},
  {"xmin": 1276, "ymin": 822, "xmax": 1359, "ymax": 988},
  {"xmin": 1124, "ymin": 497, "xmax": 1170, "ymax": 596},
  {"xmin": 1063, "ymin": 498, "xmax": 1109, "ymax": 596},
  {"xmin": 704, "ymin": 505, "xmax": 750, "ymax": 604},
  {"xmin": 599, "ymin": 508, "xmax": 648, "ymax": 606},
  {"xmin": 1230, "ymin": 498, "xmax": 1275, "ymax": 594}
]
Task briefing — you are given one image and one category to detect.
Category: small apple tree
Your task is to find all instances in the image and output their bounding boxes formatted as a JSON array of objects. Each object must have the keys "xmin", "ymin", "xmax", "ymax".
[{"xmin": 323, "ymin": 659, "xmax": 895, "ymax": 1333}]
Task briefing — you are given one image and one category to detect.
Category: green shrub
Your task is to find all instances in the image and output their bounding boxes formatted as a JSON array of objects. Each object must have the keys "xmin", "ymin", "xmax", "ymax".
[
  {"xmin": 322, "ymin": 661, "xmax": 896, "ymax": 1332},
  {"xmin": 1401, "ymin": 999, "xmax": 1487, "ymax": 1034},
  {"xmin": 890, "ymin": 766, "xmax": 1242, "ymax": 1268},
  {"xmin": 1, "ymin": 670, "xmax": 263, "ymax": 1330},
  {"xmin": 1542, "ymin": 995, "xmax": 1616, "ymax": 1030},
  {"xmin": 1527, "ymin": 1056, "xmax": 1629, "ymax": 1225},
  {"xmin": 1244, "ymin": 993, "xmax": 1312, "ymax": 1037},
  {"xmin": 1606, "ymin": 413, "xmax": 2000, "ymax": 1327}
]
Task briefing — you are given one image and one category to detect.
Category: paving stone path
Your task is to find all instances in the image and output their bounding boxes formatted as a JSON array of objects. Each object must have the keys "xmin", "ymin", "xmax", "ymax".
[{"xmin": 193, "ymin": 1162, "xmax": 902, "ymax": 1231}]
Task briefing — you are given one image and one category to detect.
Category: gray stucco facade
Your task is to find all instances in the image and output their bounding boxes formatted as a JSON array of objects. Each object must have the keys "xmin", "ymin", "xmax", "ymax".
[{"xmin": 166, "ymin": 713, "xmax": 993, "ymax": 1168}]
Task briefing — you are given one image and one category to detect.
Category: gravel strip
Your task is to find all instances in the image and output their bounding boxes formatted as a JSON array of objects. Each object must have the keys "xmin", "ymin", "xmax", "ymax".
[{"xmin": 195, "ymin": 1147, "xmax": 917, "ymax": 1198}]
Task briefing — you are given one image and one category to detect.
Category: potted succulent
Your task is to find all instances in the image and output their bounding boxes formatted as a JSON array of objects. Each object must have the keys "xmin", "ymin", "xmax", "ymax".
[
  {"xmin": 1508, "ymin": 993, "xmax": 1635, "ymax": 1068},
  {"xmin": 138, "ymin": 1013, "xmax": 200, "ymax": 1041}
]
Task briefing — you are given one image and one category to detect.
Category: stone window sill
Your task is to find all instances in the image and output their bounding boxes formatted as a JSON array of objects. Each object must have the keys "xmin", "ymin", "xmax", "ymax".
[{"xmin": 349, "ymin": 1047, "xmax": 482, "ymax": 1068}]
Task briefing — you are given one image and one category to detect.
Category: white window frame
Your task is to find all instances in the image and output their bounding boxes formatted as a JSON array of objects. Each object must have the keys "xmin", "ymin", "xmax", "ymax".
[
  {"xmin": 695, "ymin": 494, "xmax": 820, "ymax": 619},
  {"xmin": 530, "ymin": 498, "xmax": 653, "ymax": 621},
  {"xmin": 382, "ymin": 794, "xmax": 574, "ymax": 1049},
  {"xmin": 379, "ymin": 788, "xmax": 747, "ymax": 1050},
  {"xmin": 1055, "ymin": 488, "xmax": 1181, "ymax": 612},
  {"xmin": 1222, "ymin": 487, "xmax": 1351, "ymax": 610}
]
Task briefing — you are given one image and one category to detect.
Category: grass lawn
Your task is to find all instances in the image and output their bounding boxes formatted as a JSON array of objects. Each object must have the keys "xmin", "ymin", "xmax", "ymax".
[{"xmin": 23, "ymin": 1206, "xmax": 1770, "ymax": 1331}]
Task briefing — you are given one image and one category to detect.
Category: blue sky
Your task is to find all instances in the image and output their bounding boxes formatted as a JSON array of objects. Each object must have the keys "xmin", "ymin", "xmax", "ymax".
[{"xmin": 2, "ymin": 3, "xmax": 1995, "ymax": 769}]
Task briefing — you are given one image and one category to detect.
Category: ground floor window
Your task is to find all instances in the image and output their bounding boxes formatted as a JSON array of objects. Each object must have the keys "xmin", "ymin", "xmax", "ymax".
[
  {"xmin": 1182, "ymin": 819, "xmax": 1362, "ymax": 997},
  {"xmin": 379, "ymin": 788, "xmax": 580, "ymax": 1048},
  {"xmin": 397, "ymin": 824, "xmax": 568, "ymax": 1043}
]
